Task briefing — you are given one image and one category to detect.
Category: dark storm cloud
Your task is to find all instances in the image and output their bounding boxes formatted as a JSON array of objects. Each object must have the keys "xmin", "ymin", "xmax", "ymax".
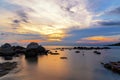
[
  {"xmin": 16, "ymin": 10, "xmax": 29, "ymax": 23},
  {"xmin": 12, "ymin": 9, "xmax": 31, "ymax": 29},
  {"xmin": 98, "ymin": 20, "xmax": 120, "ymax": 26},
  {"xmin": 109, "ymin": 7, "xmax": 120, "ymax": 14},
  {"xmin": 13, "ymin": 19, "xmax": 20, "ymax": 23}
]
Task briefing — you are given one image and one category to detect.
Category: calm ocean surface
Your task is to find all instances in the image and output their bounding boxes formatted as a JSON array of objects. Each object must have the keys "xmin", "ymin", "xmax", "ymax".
[{"xmin": 0, "ymin": 46, "xmax": 120, "ymax": 80}]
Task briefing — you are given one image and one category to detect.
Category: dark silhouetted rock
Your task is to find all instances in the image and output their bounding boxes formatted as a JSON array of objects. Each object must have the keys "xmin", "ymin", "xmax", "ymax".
[
  {"xmin": 60, "ymin": 57, "xmax": 67, "ymax": 59},
  {"xmin": 107, "ymin": 42, "xmax": 120, "ymax": 46},
  {"xmin": 50, "ymin": 53, "xmax": 59, "ymax": 55},
  {"xmin": 0, "ymin": 43, "xmax": 15, "ymax": 57},
  {"xmin": 73, "ymin": 46, "xmax": 110, "ymax": 50},
  {"xmin": 75, "ymin": 51, "xmax": 80, "ymax": 53},
  {"xmin": 0, "ymin": 62, "xmax": 17, "ymax": 77},
  {"xmin": 94, "ymin": 51, "xmax": 101, "ymax": 55},
  {"xmin": 25, "ymin": 42, "xmax": 48, "ymax": 57},
  {"xmin": 12, "ymin": 46, "xmax": 26, "ymax": 54},
  {"xmin": 3, "ymin": 56, "xmax": 13, "ymax": 60},
  {"xmin": 102, "ymin": 61, "xmax": 120, "ymax": 74}
]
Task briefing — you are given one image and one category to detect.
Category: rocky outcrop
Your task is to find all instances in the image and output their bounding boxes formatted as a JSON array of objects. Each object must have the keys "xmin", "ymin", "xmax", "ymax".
[
  {"xmin": 107, "ymin": 42, "xmax": 120, "ymax": 46},
  {"xmin": 94, "ymin": 51, "xmax": 101, "ymax": 55},
  {"xmin": 0, "ymin": 42, "xmax": 49, "ymax": 58},
  {"xmin": 102, "ymin": 61, "xmax": 120, "ymax": 74},
  {"xmin": 12, "ymin": 46, "xmax": 26, "ymax": 54},
  {"xmin": 25, "ymin": 42, "xmax": 48, "ymax": 57},
  {"xmin": 0, "ymin": 43, "xmax": 15, "ymax": 59},
  {"xmin": 0, "ymin": 62, "xmax": 17, "ymax": 77}
]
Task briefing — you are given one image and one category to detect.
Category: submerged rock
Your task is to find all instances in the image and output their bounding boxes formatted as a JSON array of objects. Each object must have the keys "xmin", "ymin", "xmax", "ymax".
[
  {"xmin": 50, "ymin": 53, "xmax": 59, "ymax": 55},
  {"xmin": 75, "ymin": 51, "xmax": 80, "ymax": 53},
  {"xmin": 94, "ymin": 51, "xmax": 101, "ymax": 54},
  {"xmin": 73, "ymin": 46, "xmax": 111, "ymax": 50},
  {"xmin": 60, "ymin": 57, "xmax": 67, "ymax": 59}
]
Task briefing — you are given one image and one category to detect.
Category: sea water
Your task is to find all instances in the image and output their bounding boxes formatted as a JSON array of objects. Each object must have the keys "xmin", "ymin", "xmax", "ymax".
[{"xmin": 0, "ymin": 46, "xmax": 120, "ymax": 80}]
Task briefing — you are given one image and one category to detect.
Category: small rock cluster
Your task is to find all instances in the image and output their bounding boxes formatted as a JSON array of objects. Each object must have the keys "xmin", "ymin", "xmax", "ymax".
[{"xmin": 0, "ymin": 42, "xmax": 49, "ymax": 59}]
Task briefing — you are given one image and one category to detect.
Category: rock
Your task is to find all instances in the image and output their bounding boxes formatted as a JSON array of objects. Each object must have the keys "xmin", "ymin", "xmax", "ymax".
[
  {"xmin": 25, "ymin": 49, "xmax": 38, "ymax": 57},
  {"xmin": 3, "ymin": 56, "xmax": 13, "ymax": 60},
  {"xmin": 50, "ymin": 53, "xmax": 59, "ymax": 55},
  {"xmin": 94, "ymin": 51, "xmax": 101, "ymax": 54},
  {"xmin": 60, "ymin": 57, "xmax": 67, "ymax": 59},
  {"xmin": 73, "ymin": 46, "xmax": 110, "ymax": 50},
  {"xmin": 0, "ymin": 62, "xmax": 17, "ymax": 77},
  {"xmin": 55, "ymin": 51, "xmax": 57, "ymax": 52},
  {"xmin": 1, "ymin": 62, "xmax": 17, "ymax": 70},
  {"xmin": 75, "ymin": 51, "xmax": 80, "ymax": 53},
  {"xmin": 1, "ymin": 43, "xmax": 11, "ymax": 48},
  {"xmin": 0, "ymin": 43, "xmax": 15, "ymax": 57},
  {"xmin": 12, "ymin": 46, "xmax": 26, "ymax": 54},
  {"xmin": 25, "ymin": 42, "xmax": 48, "ymax": 57},
  {"xmin": 27, "ymin": 42, "xmax": 39, "ymax": 49},
  {"xmin": 102, "ymin": 61, "xmax": 120, "ymax": 74}
]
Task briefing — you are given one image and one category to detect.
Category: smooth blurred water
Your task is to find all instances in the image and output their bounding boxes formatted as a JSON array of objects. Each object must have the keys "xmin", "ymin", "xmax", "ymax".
[{"xmin": 0, "ymin": 46, "xmax": 120, "ymax": 80}]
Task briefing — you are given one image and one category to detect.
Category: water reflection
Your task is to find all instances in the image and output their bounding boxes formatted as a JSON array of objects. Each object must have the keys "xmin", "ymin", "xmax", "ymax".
[
  {"xmin": 25, "ymin": 56, "xmax": 38, "ymax": 64},
  {"xmin": 0, "ymin": 46, "xmax": 120, "ymax": 80}
]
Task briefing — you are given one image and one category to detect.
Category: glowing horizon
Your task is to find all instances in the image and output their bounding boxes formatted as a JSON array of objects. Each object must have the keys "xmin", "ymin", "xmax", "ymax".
[{"xmin": 0, "ymin": 0, "xmax": 120, "ymax": 45}]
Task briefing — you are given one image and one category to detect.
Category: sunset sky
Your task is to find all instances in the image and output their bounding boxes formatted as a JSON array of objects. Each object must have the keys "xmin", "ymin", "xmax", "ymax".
[{"xmin": 0, "ymin": 0, "xmax": 120, "ymax": 45}]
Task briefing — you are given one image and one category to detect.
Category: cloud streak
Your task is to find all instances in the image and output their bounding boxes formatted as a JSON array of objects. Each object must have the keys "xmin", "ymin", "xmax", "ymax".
[
  {"xmin": 0, "ymin": 0, "xmax": 120, "ymax": 45},
  {"xmin": 2, "ymin": 0, "xmax": 94, "ymax": 41},
  {"xmin": 97, "ymin": 20, "xmax": 120, "ymax": 26},
  {"xmin": 77, "ymin": 35, "xmax": 120, "ymax": 44}
]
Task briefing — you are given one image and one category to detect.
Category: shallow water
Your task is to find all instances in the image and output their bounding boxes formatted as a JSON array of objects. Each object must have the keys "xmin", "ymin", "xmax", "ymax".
[{"xmin": 0, "ymin": 46, "xmax": 120, "ymax": 80}]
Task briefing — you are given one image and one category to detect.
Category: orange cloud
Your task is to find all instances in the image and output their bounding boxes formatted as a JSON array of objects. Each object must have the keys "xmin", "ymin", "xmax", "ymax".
[
  {"xmin": 20, "ymin": 39, "xmax": 44, "ymax": 43},
  {"xmin": 77, "ymin": 36, "xmax": 119, "ymax": 43},
  {"xmin": 83, "ymin": 36, "xmax": 118, "ymax": 42}
]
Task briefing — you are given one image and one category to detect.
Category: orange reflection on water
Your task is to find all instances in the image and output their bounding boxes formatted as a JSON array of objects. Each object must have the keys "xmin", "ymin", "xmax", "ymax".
[{"xmin": 38, "ymin": 52, "xmax": 69, "ymax": 79}]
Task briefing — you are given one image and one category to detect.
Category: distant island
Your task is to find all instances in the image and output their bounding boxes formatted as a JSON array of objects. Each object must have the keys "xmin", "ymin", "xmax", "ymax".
[{"xmin": 107, "ymin": 42, "xmax": 120, "ymax": 46}]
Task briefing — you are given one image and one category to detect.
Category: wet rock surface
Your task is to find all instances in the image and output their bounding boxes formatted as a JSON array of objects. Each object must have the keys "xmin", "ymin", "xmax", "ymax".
[
  {"xmin": 0, "ymin": 62, "xmax": 17, "ymax": 77},
  {"xmin": 102, "ymin": 61, "xmax": 120, "ymax": 74}
]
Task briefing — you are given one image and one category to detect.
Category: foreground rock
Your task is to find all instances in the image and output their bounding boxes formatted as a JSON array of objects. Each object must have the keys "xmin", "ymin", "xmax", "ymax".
[
  {"xmin": 0, "ymin": 62, "xmax": 17, "ymax": 77},
  {"xmin": 25, "ymin": 42, "xmax": 48, "ymax": 57},
  {"xmin": 0, "ymin": 42, "xmax": 49, "ymax": 59},
  {"xmin": 102, "ymin": 61, "xmax": 120, "ymax": 74},
  {"xmin": 0, "ymin": 43, "xmax": 15, "ymax": 56},
  {"xmin": 0, "ymin": 43, "xmax": 15, "ymax": 60}
]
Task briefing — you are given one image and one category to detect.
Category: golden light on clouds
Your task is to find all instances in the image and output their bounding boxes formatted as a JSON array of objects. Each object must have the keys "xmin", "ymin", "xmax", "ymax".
[
  {"xmin": 77, "ymin": 36, "xmax": 119, "ymax": 43},
  {"xmin": 84, "ymin": 36, "xmax": 116, "ymax": 42},
  {"xmin": 1, "ymin": 0, "xmax": 93, "ymax": 42},
  {"xmin": 20, "ymin": 39, "xmax": 44, "ymax": 43}
]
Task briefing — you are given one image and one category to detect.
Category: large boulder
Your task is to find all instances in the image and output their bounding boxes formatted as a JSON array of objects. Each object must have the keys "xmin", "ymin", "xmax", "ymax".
[
  {"xmin": 27, "ymin": 42, "xmax": 39, "ymax": 49},
  {"xmin": 25, "ymin": 42, "xmax": 48, "ymax": 57},
  {"xmin": 0, "ymin": 43, "xmax": 15, "ymax": 56}
]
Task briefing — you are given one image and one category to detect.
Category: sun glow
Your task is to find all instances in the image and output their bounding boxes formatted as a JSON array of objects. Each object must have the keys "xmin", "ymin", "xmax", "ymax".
[{"xmin": 1, "ymin": 0, "xmax": 93, "ymax": 42}]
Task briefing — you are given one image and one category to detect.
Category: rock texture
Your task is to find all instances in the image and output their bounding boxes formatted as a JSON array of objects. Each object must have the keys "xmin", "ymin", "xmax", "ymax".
[{"xmin": 25, "ymin": 42, "xmax": 48, "ymax": 57}]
